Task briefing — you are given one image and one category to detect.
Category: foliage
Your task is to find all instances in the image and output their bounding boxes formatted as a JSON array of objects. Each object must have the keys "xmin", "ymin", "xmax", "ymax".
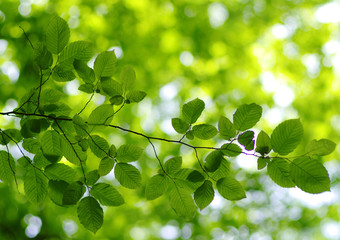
[{"xmin": 0, "ymin": 15, "xmax": 337, "ymax": 235}]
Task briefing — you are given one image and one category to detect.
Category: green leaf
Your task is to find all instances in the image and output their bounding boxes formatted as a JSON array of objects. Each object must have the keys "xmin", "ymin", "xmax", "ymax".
[
  {"xmin": 114, "ymin": 163, "xmax": 142, "ymax": 189},
  {"xmin": 169, "ymin": 187, "xmax": 196, "ymax": 219},
  {"xmin": 24, "ymin": 165, "xmax": 48, "ymax": 203},
  {"xmin": 34, "ymin": 42, "xmax": 53, "ymax": 69},
  {"xmin": 210, "ymin": 158, "xmax": 231, "ymax": 180},
  {"xmin": 109, "ymin": 95, "xmax": 124, "ymax": 105},
  {"xmin": 204, "ymin": 151, "xmax": 224, "ymax": 172},
  {"xmin": 237, "ymin": 130, "xmax": 255, "ymax": 150},
  {"xmin": 78, "ymin": 83, "xmax": 94, "ymax": 93},
  {"xmin": 98, "ymin": 157, "xmax": 115, "ymax": 176},
  {"xmin": 48, "ymin": 180, "xmax": 69, "ymax": 206},
  {"xmin": 41, "ymin": 130, "xmax": 63, "ymax": 163},
  {"xmin": 44, "ymin": 163, "xmax": 78, "ymax": 183},
  {"xmin": 94, "ymin": 51, "xmax": 117, "ymax": 79},
  {"xmin": 109, "ymin": 144, "xmax": 117, "ymax": 157},
  {"xmin": 194, "ymin": 180, "xmax": 214, "ymax": 210},
  {"xmin": 22, "ymin": 138, "xmax": 40, "ymax": 154},
  {"xmin": 100, "ymin": 77, "xmax": 123, "ymax": 96},
  {"xmin": 33, "ymin": 153, "xmax": 51, "ymax": 168},
  {"xmin": 52, "ymin": 65, "xmax": 76, "ymax": 82},
  {"xmin": 290, "ymin": 157, "xmax": 330, "ymax": 194},
  {"xmin": 186, "ymin": 130, "xmax": 194, "ymax": 140},
  {"xmin": 45, "ymin": 15, "xmax": 70, "ymax": 54},
  {"xmin": 171, "ymin": 118, "xmax": 190, "ymax": 134},
  {"xmin": 0, "ymin": 129, "xmax": 23, "ymax": 145},
  {"xmin": 72, "ymin": 114, "xmax": 88, "ymax": 137},
  {"xmin": 186, "ymin": 170, "xmax": 205, "ymax": 183},
  {"xmin": 126, "ymin": 91, "xmax": 147, "ymax": 103},
  {"xmin": 218, "ymin": 116, "xmax": 236, "ymax": 140},
  {"xmin": 216, "ymin": 176, "xmax": 246, "ymax": 201},
  {"xmin": 182, "ymin": 98, "xmax": 205, "ymax": 124},
  {"xmin": 73, "ymin": 60, "xmax": 95, "ymax": 83},
  {"xmin": 257, "ymin": 157, "xmax": 269, "ymax": 170},
  {"xmin": 0, "ymin": 151, "xmax": 16, "ymax": 184},
  {"xmin": 62, "ymin": 181, "xmax": 85, "ymax": 205},
  {"xmin": 89, "ymin": 135, "xmax": 109, "ymax": 158},
  {"xmin": 267, "ymin": 158, "xmax": 295, "ymax": 188},
  {"xmin": 116, "ymin": 144, "xmax": 143, "ymax": 163},
  {"xmin": 306, "ymin": 139, "xmax": 336, "ymax": 156},
  {"xmin": 233, "ymin": 103, "xmax": 262, "ymax": 131},
  {"xmin": 120, "ymin": 65, "xmax": 136, "ymax": 91},
  {"xmin": 40, "ymin": 88, "xmax": 64, "ymax": 103},
  {"xmin": 255, "ymin": 131, "xmax": 272, "ymax": 155},
  {"xmin": 192, "ymin": 124, "xmax": 218, "ymax": 140},
  {"xmin": 77, "ymin": 196, "xmax": 103, "ymax": 233},
  {"xmin": 59, "ymin": 41, "xmax": 94, "ymax": 68},
  {"xmin": 145, "ymin": 174, "xmax": 169, "ymax": 200},
  {"xmin": 91, "ymin": 183, "xmax": 124, "ymax": 206},
  {"xmin": 271, "ymin": 119, "xmax": 304, "ymax": 155},
  {"xmin": 60, "ymin": 137, "xmax": 87, "ymax": 166},
  {"xmin": 86, "ymin": 170, "xmax": 100, "ymax": 186},
  {"xmin": 221, "ymin": 143, "xmax": 242, "ymax": 157},
  {"xmin": 88, "ymin": 104, "xmax": 114, "ymax": 128},
  {"xmin": 173, "ymin": 169, "xmax": 203, "ymax": 191},
  {"xmin": 164, "ymin": 156, "xmax": 182, "ymax": 174}
]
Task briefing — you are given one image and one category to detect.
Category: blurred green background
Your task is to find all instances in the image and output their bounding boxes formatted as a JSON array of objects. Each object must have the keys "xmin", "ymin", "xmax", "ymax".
[{"xmin": 0, "ymin": 0, "xmax": 340, "ymax": 239}]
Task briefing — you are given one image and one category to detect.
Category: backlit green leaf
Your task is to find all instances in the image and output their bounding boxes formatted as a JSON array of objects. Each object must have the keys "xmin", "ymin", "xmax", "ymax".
[
  {"xmin": 271, "ymin": 119, "xmax": 303, "ymax": 155},
  {"xmin": 78, "ymin": 83, "xmax": 94, "ymax": 93},
  {"xmin": 204, "ymin": 150, "xmax": 224, "ymax": 172},
  {"xmin": 86, "ymin": 170, "xmax": 100, "ymax": 186},
  {"xmin": 164, "ymin": 156, "xmax": 182, "ymax": 174},
  {"xmin": 192, "ymin": 124, "xmax": 218, "ymax": 140},
  {"xmin": 34, "ymin": 42, "xmax": 53, "ymax": 69},
  {"xmin": 0, "ymin": 129, "xmax": 23, "ymax": 145},
  {"xmin": 62, "ymin": 181, "xmax": 85, "ymax": 205},
  {"xmin": 182, "ymin": 98, "xmax": 205, "ymax": 124},
  {"xmin": 44, "ymin": 163, "xmax": 78, "ymax": 183},
  {"xmin": 290, "ymin": 157, "xmax": 330, "ymax": 194},
  {"xmin": 237, "ymin": 130, "xmax": 255, "ymax": 150},
  {"xmin": 221, "ymin": 143, "xmax": 242, "ymax": 157},
  {"xmin": 233, "ymin": 103, "xmax": 262, "ymax": 131},
  {"xmin": 52, "ymin": 65, "xmax": 76, "ymax": 82},
  {"xmin": 24, "ymin": 164, "xmax": 48, "ymax": 203},
  {"xmin": 306, "ymin": 139, "xmax": 336, "ymax": 156},
  {"xmin": 218, "ymin": 116, "xmax": 236, "ymax": 140},
  {"xmin": 216, "ymin": 176, "xmax": 246, "ymax": 201},
  {"xmin": 101, "ymin": 77, "xmax": 123, "ymax": 96},
  {"xmin": 73, "ymin": 60, "xmax": 95, "ymax": 83},
  {"xmin": 255, "ymin": 131, "xmax": 272, "ymax": 155},
  {"xmin": 114, "ymin": 163, "xmax": 142, "ymax": 189},
  {"xmin": 194, "ymin": 180, "xmax": 214, "ymax": 210},
  {"xmin": 120, "ymin": 65, "xmax": 136, "ymax": 91},
  {"xmin": 91, "ymin": 183, "xmax": 124, "ymax": 206},
  {"xmin": 22, "ymin": 138, "xmax": 40, "ymax": 154},
  {"xmin": 145, "ymin": 174, "xmax": 169, "ymax": 200},
  {"xmin": 40, "ymin": 130, "xmax": 63, "ymax": 163},
  {"xmin": 77, "ymin": 196, "xmax": 103, "ymax": 233},
  {"xmin": 257, "ymin": 157, "xmax": 269, "ymax": 170},
  {"xmin": 169, "ymin": 186, "xmax": 196, "ymax": 219},
  {"xmin": 267, "ymin": 158, "xmax": 295, "ymax": 188},
  {"xmin": 171, "ymin": 118, "xmax": 190, "ymax": 134},
  {"xmin": 88, "ymin": 104, "xmax": 114, "ymax": 128},
  {"xmin": 98, "ymin": 157, "xmax": 115, "ymax": 176},
  {"xmin": 48, "ymin": 180, "xmax": 69, "ymax": 206},
  {"xmin": 89, "ymin": 135, "xmax": 109, "ymax": 158},
  {"xmin": 116, "ymin": 144, "xmax": 143, "ymax": 162},
  {"xmin": 94, "ymin": 51, "xmax": 117, "ymax": 79},
  {"xmin": 45, "ymin": 15, "xmax": 70, "ymax": 54},
  {"xmin": 126, "ymin": 91, "xmax": 146, "ymax": 103},
  {"xmin": 0, "ymin": 151, "xmax": 16, "ymax": 184},
  {"xmin": 59, "ymin": 41, "xmax": 94, "ymax": 68}
]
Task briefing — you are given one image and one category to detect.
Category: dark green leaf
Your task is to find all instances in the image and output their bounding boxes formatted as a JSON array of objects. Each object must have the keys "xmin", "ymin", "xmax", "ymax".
[
  {"xmin": 33, "ymin": 153, "xmax": 51, "ymax": 168},
  {"xmin": 60, "ymin": 137, "xmax": 87, "ymax": 166},
  {"xmin": 116, "ymin": 144, "xmax": 143, "ymax": 163},
  {"xmin": 171, "ymin": 118, "xmax": 190, "ymax": 134},
  {"xmin": 62, "ymin": 181, "xmax": 85, "ymax": 205},
  {"xmin": 194, "ymin": 180, "xmax": 214, "ymax": 210},
  {"xmin": 164, "ymin": 156, "xmax": 182, "ymax": 174},
  {"xmin": 221, "ymin": 143, "xmax": 242, "ymax": 157},
  {"xmin": 45, "ymin": 15, "xmax": 70, "ymax": 54},
  {"xmin": 24, "ymin": 164, "xmax": 48, "ymax": 203},
  {"xmin": 22, "ymin": 138, "xmax": 40, "ymax": 154},
  {"xmin": 204, "ymin": 151, "xmax": 224, "ymax": 172},
  {"xmin": 169, "ymin": 186, "xmax": 196, "ymax": 219},
  {"xmin": 218, "ymin": 116, "xmax": 236, "ymax": 140},
  {"xmin": 216, "ymin": 176, "xmax": 246, "ymax": 200},
  {"xmin": 192, "ymin": 124, "xmax": 218, "ymax": 140},
  {"xmin": 41, "ymin": 130, "xmax": 63, "ymax": 163},
  {"xmin": 255, "ymin": 130, "xmax": 272, "ymax": 155},
  {"xmin": 109, "ymin": 95, "xmax": 124, "ymax": 105},
  {"xmin": 34, "ymin": 42, "xmax": 53, "ymax": 69},
  {"xmin": 52, "ymin": 65, "xmax": 76, "ymax": 82},
  {"xmin": 48, "ymin": 180, "xmax": 69, "ymax": 206},
  {"xmin": 109, "ymin": 144, "xmax": 117, "ymax": 157},
  {"xmin": 73, "ymin": 60, "xmax": 95, "ymax": 83},
  {"xmin": 114, "ymin": 163, "xmax": 142, "ymax": 189},
  {"xmin": 186, "ymin": 130, "xmax": 194, "ymax": 140},
  {"xmin": 86, "ymin": 170, "xmax": 100, "ymax": 186},
  {"xmin": 40, "ymin": 88, "xmax": 64, "ymax": 103},
  {"xmin": 0, "ymin": 129, "xmax": 23, "ymax": 145},
  {"xmin": 182, "ymin": 98, "xmax": 205, "ymax": 124},
  {"xmin": 186, "ymin": 170, "xmax": 205, "ymax": 183},
  {"xmin": 98, "ymin": 157, "xmax": 115, "ymax": 176},
  {"xmin": 126, "ymin": 91, "xmax": 146, "ymax": 103},
  {"xmin": 257, "ymin": 157, "xmax": 269, "ymax": 170},
  {"xmin": 290, "ymin": 157, "xmax": 330, "ymax": 193},
  {"xmin": 59, "ymin": 41, "xmax": 94, "ymax": 68},
  {"xmin": 145, "ymin": 174, "xmax": 169, "ymax": 200},
  {"xmin": 94, "ymin": 51, "xmax": 117, "ymax": 79},
  {"xmin": 0, "ymin": 151, "xmax": 16, "ymax": 184},
  {"xmin": 101, "ymin": 77, "xmax": 123, "ymax": 96},
  {"xmin": 78, "ymin": 83, "xmax": 94, "ymax": 93},
  {"xmin": 210, "ymin": 158, "xmax": 231, "ymax": 180},
  {"xmin": 267, "ymin": 158, "xmax": 295, "ymax": 188},
  {"xmin": 306, "ymin": 139, "xmax": 336, "ymax": 156},
  {"xmin": 77, "ymin": 196, "xmax": 103, "ymax": 233},
  {"xmin": 233, "ymin": 103, "xmax": 262, "ymax": 131},
  {"xmin": 91, "ymin": 183, "xmax": 124, "ymax": 206},
  {"xmin": 72, "ymin": 114, "xmax": 88, "ymax": 137},
  {"xmin": 271, "ymin": 119, "xmax": 303, "ymax": 155},
  {"xmin": 44, "ymin": 163, "xmax": 78, "ymax": 183},
  {"xmin": 89, "ymin": 135, "xmax": 109, "ymax": 158},
  {"xmin": 237, "ymin": 130, "xmax": 255, "ymax": 150}
]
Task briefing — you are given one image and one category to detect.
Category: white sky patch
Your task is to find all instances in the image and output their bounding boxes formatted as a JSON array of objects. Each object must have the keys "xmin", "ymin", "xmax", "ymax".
[
  {"xmin": 64, "ymin": 80, "xmax": 80, "ymax": 95},
  {"xmin": 161, "ymin": 225, "xmax": 180, "ymax": 239},
  {"xmin": 208, "ymin": 2, "xmax": 229, "ymax": 28},
  {"xmin": 209, "ymin": 192, "xmax": 224, "ymax": 209},
  {"xmin": 302, "ymin": 53, "xmax": 321, "ymax": 78},
  {"xmin": 24, "ymin": 215, "xmax": 42, "ymax": 238},
  {"xmin": 160, "ymin": 119, "xmax": 176, "ymax": 135},
  {"xmin": 180, "ymin": 51, "xmax": 194, "ymax": 66},
  {"xmin": 19, "ymin": 3, "xmax": 31, "ymax": 17},
  {"xmin": 0, "ymin": 39, "xmax": 8, "ymax": 55},
  {"xmin": 322, "ymin": 221, "xmax": 340, "ymax": 239},
  {"xmin": 130, "ymin": 227, "xmax": 148, "ymax": 240},
  {"xmin": 283, "ymin": 42, "xmax": 299, "ymax": 58},
  {"xmin": 322, "ymin": 40, "xmax": 340, "ymax": 55},
  {"xmin": 272, "ymin": 24, "xmax": 290, "ymax": 39},
  {"xmin": 159, "ymin": 82, "xmax": 178, "ymax": 100},
  {"xmin": 264, "ymin": 107, "xmax": 283, "ymax": 125},
  {"xmin": 236, "ymin": 154, "xmax": 258, "ymax": 172},
  {"xmin": 260, "ymin": 71, "xmax": 279, "ymax": 92},
  {"xmin": 315, "ymin": 2, "xmax": 340, "ymax": 23},
  {"xmin": 109, "ymin": 46, "xmax": 123, "ymax": 59},
  {"xmin": 289, "ymin": 188, "xmax": 337, "ymax": 208},
  {"xmin": 63, "ymin": 219, "xmax": 78, "ymax": 236},
  {"xmin": 1, "ymin": 61, "xmax": 20, "ymax": 82},
  {"xmin": 273, "ymin": 85, "xmax": 295, "ymax": 107}
]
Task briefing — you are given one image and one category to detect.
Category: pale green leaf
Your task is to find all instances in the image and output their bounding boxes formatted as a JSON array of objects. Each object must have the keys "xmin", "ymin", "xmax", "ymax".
[
  {"xmin": 233, "ymin": 103, "xmax": 262, "ymax": 131},
  {"xmin": 290, "ymin": 157, "xmax": 330, "ymax": 194},
  {"xmin": 59, "ymin": 41, "xmax": 94, "ymax": 69},
  {"xmin": 78, "ymin": 84, "xmax": 94, "ymax": 93},
  {"xmin": 120, "ymin": 65, "xmax": 136, "ymax": 91},
  {"xmin": 171, "ymin": 118, "xmax": 190, "ymax": 134},
  {"xmin": 77, "ymin": 196, "xmax": 103, "ymax": 233},
  {"xmin": 116, "ymin": 144, "xmax": 143, "ymax": 162},
  {"xmin": 24, "ymin": 165, "xmax": 48, "ymax": 203},
  {"xmin": 194, "ymin": 180, "xmax": 214, "ymax": 210},
  {"xmin": 52, "ymin": 65, "xmax": 76, "ymax": 82},
  {"xmin": 89, "ymin": 135, "xmax": 109, "ymax": 158},
  {"xmin": 218, "ymin": 116, "xmax": 236, "ymax": 140},
  {"xmin": 94, "ymin": 51, "xmax": 117, "ymax": 79},
  {"xmin": 98, "ymin": 157, "xmax": 115, "ymax": 176},
  {"xmin": 0, "ymin": 129, "xmax": 23, "ymax": 145},
  {"xmin": 216, "ymin": 176, "xmax": 246, "ymax": 201},
  {"xmin": 0, "ymin": 151, "xmax": 16, "ymax": 184},
  {"xmin": 164, "ymin": 156, "xmax": 182, "ymax": 174},
  {"xmin": 126, "ymin": 91, "xmax": 147, "ymax": 103},
  {"xmin": 255, "ymin": 130, "xmax": 272, "ymax": 155},
  {"xmin": 192, "ymin": 124, "xmax": 218, "ymax": 140},
  {"xmin": 44, "ymin": 163, "xmax": 78, "ymax": 183},
  {"xmin": 271, "ymin": 119, "xmax": 303, "ymax": 155},
  {"xmin": 88, "ymin": 104, "xmax": 114, "ymax": 128},
  {"xmin": 145, "ymin": 174, "xmax": 169, "ymax": 200},
  {"xmin": 306, "ymin": 139, "xmax": 336, "ymax": 156},
  {"xmin": 267, "ymin": 158, "xmax": 295, "ymax": 187},
  {"xmin": 91, "ymin": 183, "xmax": 124, "ymax": 206},
  {"xmin": 33, "ymin": 42, "xmax": 53, "ymax": 69},
  {"xmin": 22, "ymin": 138, "xmax": 40, "ymax": 154},
  {"xmin": 169, "ymin": 186, "xmax": 196, "ymax": 219},
  {"xmin": 114, "ymin": 163, "xmax": 142, "ymax": 189},
  {"xmin": 210, "ymin": 158, "xmax": 231, "ymax": 180},
  {"xmin": 182, "ymin": 98, "xmax": 205, "ymax": 124},
  {"xmin": 60, "ymin": 137, "xmax": 87, "ymax": 166},
  {"xmin": 45, "ymin": 15, "xmax": 70, "ymax": 54},
  {"xmin": 86, "ymin": 170, "xmax": 100, "ymax": 186},
  {"xmin": 40, "ymin": 130, "xmax": 62, "ymax": 162},
  {"xmin": 221, "ymin": 143, "xmax": 242, "ymax": 157},
  {"xmin": 100, "ymin": 77, "xmax": 123, "ymax": 96}
]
